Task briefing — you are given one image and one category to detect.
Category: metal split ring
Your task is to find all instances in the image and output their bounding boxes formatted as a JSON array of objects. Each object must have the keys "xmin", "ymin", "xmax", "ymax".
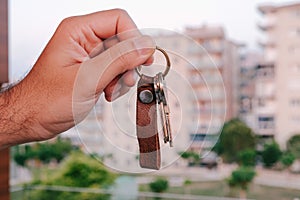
[{"xmin": 135, "ymin": 46, "xmax": 171, "ymax": 78}]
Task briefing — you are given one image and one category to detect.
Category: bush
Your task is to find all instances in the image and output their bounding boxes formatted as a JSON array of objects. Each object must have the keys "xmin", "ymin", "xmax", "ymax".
[
  {"xmin": 262, "ymin": 142, "xmax": 282, "ymax": 168},
  {"xmin": 13, "ymin": 153, "xmax": 28, "ymax": 166},
  {"xmin": 179, "ymin": 151, "xmax": 200, "ymax": 165},
  {"xmin": 287, "ymin": 135, "xmax": 300, "ymax": 159},
  {"xmin": 238, "ymin": 149, "xmax": 256, "ymax": 167},
  {"xmin": 29, "ymin": 151, "xmax": 116, "ymax": 200},
  {"xmin": 149, "ymin": 178, "xmax": 169, "ymax": 193},
  {"xmin": 228, "ymin": 166, "xmax": 256, "ymax": 190},
  {"xmin": 281, "ymin": 152, "xmax": 295, "ymax": 168}
]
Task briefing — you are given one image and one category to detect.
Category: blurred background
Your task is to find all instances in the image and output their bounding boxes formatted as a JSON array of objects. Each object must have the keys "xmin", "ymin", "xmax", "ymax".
[{"xmin": 1, "ymin": 0, "xmax": 300, "ymax": 199}]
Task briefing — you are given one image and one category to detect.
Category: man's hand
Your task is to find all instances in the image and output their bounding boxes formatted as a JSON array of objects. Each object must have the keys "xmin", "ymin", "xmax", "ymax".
[{"xmin": 0, "ymin": 9, "xmax": 155, "ymax": 148}]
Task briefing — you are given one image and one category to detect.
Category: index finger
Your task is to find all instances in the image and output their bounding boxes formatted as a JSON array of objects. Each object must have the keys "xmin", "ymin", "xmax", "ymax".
[{"xmin": 83, "ymin": 9, "xmax": 141, "ymax": 40}]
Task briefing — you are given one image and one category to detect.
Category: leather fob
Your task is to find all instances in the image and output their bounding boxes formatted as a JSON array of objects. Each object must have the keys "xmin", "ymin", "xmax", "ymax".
[{"xmin": 136, "ymin": 75, "xmax": 161, "ymax": 170}]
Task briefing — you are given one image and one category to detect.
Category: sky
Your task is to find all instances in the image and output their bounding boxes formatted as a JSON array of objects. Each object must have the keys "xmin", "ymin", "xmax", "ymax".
[{"xmin": 9, "ymin": 0, "xmax": 293, "ymax": 80}]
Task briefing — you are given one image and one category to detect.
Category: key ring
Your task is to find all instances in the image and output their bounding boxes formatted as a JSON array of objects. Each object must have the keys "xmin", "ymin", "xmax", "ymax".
[{"xmin": 135, "ymin": 46, "xmax": 171, "ymax": 78}]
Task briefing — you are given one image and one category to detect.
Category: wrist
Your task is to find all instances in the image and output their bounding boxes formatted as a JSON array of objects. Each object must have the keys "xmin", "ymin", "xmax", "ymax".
[{"xmin": 0, "ymin": 80, "xmax": 45, "ymax": 148}]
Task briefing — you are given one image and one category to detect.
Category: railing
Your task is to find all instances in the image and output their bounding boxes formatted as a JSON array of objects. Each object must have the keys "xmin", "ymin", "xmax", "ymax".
[{"xmin": 11, "ymin": 185, "xmax": 255, "ymax": 200}]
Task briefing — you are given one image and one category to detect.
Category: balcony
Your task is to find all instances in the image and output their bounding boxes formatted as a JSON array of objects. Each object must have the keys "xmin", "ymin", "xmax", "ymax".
[
  {"xmin": 258, "ymin": 38, "xmax": 276, "ymax": 47},
  {"xmin": 257, "ymin": 18, "xmax": 276, "ymax": 31},
  {"xmin": 256, "ymin": 127, "xmax": 275, "ymax": 136},
  {"xmin": 190, "ymin": 58, "xmax": 223, "ymax": 70},
  {"xmin": 255, "ymin": 63, "xmax": 275, "ymax": 80},
  {"xmin": 189, "ymin": 133, "xmax": 219, "ymax": 150},
  {"xmin": 201, "ymin": 41, "xmax": 224, "ymax": 54}
]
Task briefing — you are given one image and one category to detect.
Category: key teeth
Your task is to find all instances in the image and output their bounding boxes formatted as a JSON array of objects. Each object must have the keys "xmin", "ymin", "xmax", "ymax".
[
  {"xmin": 163, "ymin": 137, "xmax": 173, "ymax": 147},
  {"xmin": 164, "ymin": 137, "xmax": 169, "ymax": 143}
]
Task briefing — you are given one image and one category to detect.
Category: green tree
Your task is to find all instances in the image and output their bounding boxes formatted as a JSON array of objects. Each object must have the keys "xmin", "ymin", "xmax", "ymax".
[
  {"xmin": 29, "ymin": 151, "xmax": 116, "ymax": 200},
  {"xmin": 238, "ymin": 149, "xmax": 256, "ymax": 167},
  {"xmin": 13, "ymin": 138, "xmax": 73, "ymax": 166},
  {"xmin": 214, "ymin": 119, "xmax": 256, "ymax": 163},
  {"xmin": 281, "ymin": 152, "xmax": 295, "ymax": 169},
  {"xmin": 262, "ymin": 141, "xmax": 282, "ymax": 168},
  {"xmin": 287, "ymin": 134, "xmax": 300, "ymax": 159},
  {"xmin": 228, "ymin": 166, "xmax": 256, "ymax": 199},
  {"xmin": 149, "ymin": 177, "xmax": 169, "ymax": 193}
]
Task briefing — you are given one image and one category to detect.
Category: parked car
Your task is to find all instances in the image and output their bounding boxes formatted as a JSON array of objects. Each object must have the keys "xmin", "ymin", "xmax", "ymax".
[{"xmin": 200, "ymin": 151, "xmax": 219, "ymax": 169}]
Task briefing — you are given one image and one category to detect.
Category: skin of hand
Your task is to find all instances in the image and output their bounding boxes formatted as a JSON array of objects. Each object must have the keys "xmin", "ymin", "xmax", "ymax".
[{"xmin": 0, "ymin": 9, "xmax": 155, "ymax": 149}]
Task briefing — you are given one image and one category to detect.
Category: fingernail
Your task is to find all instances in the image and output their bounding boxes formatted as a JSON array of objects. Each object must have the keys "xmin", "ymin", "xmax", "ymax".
[{"xmin": 134, "ymin": 36, "xmax": 155, "ymax": 56}]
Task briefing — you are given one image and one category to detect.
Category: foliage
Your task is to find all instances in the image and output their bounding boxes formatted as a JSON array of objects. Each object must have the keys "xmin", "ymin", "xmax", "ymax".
[
  {"xmin": 13, "ymin": 153, "xmax": 28, "ymax": 166},
  {"xmin": 262, "ymin": 141, "xmax": 282, "ymax": 168},
  {"xmin": 29, "ymin": 151, "xmax": 116, "ymax": 200},
  {"xmin": 238, "ymin": 149, "xmax": 256, "ymax": 167},
  {"xmin": 179, "ymin": 151, "xmax": 200, "ymax": 165},
  {"xmin": 184, "ymin": 179, "xmax": 192, "ymax": 185},
  {"xmin": 228, "ymin": 166, "xmax": 256, "ymax": 190},
  {"xmin": 213, "ymin": 119, "xmax": 256, "ymax": 163},
  {"xmin": 280, "ymin": 152, "xmax": 295, "ymax": 168},
  {"xmin": 149, "ymin": 177, "xmax": 169, "ymax": 193},
  {"xmin": 13, "ymin": 137, "xmax": 73, "ymax": 166},
  {"xmin": 287, "ymin": 134, "xmax": 300, "ymax": 159}
]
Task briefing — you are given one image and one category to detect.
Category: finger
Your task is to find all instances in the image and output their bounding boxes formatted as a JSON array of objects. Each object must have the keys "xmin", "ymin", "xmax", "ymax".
[
  {"xmin": 95, "ymin": 35, "xmax": 155, "ymax": 91},
  {"xmin": 75, "ymin": 35, "xmax": 155, "ymax": 100},
  {"xmin": 89, "ymin": 30, "xmax": 143, "ymax": 59},
  {"xmin": 89, "ymin": 36, "xmax": 120, "ymax": 58},
  {"xmin": 84, "ymin": 9, "xmax": 141, "ymax": 40},
  {"xmin": 104, "ymin": 74, "xmax": 122, "ymax": 101},
  {"xmin": 122, "ymin": 69, "xmax": 138, "ymax": 87},
  {"xmin": 104, "ymin": 69, "xmax": 138, "ymax": 101},
  {"xmin": 144, "ymin": 56, "xmax": 154, "ymax": 66},
  {"xmin": 100, "ymin": 33, "xmax": 153, "ymax": 99},
  {"xmin": 65, "ymin": 9, "xmax": 141, "ymax": 56}
]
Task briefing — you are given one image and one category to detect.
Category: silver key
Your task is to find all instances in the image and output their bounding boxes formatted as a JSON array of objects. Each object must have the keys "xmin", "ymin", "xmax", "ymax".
[{"xmin": 154, "ymin": 72, "xmax": 173, "ymax": 147}]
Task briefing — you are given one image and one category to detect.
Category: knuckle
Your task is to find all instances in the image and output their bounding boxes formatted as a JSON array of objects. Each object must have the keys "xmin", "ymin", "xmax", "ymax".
[
  {"xmin": 110, "ymin": 41, "xmax": 138, "ymax": 71},
  {"xmin": 60, "ymin": 16, "xmax": 75, "ymax": 26},
  {"xmin": 112, "ymin": 8, "xmax": 129, "ymax": 16},
  {"xmin": 59, "ymin": 16, "xmax": 79, "ymax": 29},
  {"xmin": 118, "ymin": 51, "xmax": 132, "ymax": 70}
]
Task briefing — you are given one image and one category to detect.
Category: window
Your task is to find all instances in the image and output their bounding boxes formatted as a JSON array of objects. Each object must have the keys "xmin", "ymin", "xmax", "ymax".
[
  {"xmin": 289, "ymin": 27, "xmax": 300, "ymax": 37},
  {"xmin": 258, "ymin": 116, "xmax": 274, "ymax": 130},
  {"xmin": 288, "ymin": 46, "xmax": 300, "ymax": 54},
  {"xmin": 291, "ymin": 115, "xmax": 300, "ymax": 124},
  {"xmin": 292, "ymin": 64, "xmax": 300, "ymax": 73},
  {"xmin": 258, "ymin": 98, "xmax": 266, "ymax": 107},
  {"xmin": 291, "ymin": 9, "xmax": 300, "ymax": 17},
  {"xmin": 290, "ymin": 99, "xmax": 300, "ymax": 107},
  {"xmin": 190, "ymin": 133, "xmax": 206, "ymax": 141}
]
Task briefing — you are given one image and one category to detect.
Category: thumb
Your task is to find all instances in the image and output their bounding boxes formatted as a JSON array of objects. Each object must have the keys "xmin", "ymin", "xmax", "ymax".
[{"xmin": 84, "ymin": 35, "xmax": 155, "ymax": 95}]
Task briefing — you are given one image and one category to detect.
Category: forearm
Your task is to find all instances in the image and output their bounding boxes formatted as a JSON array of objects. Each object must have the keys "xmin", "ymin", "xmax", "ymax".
[{"xmin": 0, "ymin": 82, "xmax": 39, "ymax": 149}]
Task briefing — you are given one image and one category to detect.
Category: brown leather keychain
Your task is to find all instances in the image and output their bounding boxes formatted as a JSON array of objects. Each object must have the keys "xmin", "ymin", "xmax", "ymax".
[
  {"xmin": 136, "ymin": 75, "xmax": 160, "ymax": 169},
  {"xmin": 136, "ymin": 46, "xmax": 172, "ymax": 170}
]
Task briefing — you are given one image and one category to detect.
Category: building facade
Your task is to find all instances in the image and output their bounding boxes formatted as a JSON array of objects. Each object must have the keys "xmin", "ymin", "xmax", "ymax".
[
  {"xmin": 258, "ymin": 2, "xmax": 300, "ymax": 148},
  {"xmin": 182, "ymin": 26, "xmax": 240, "ymax": 151}
]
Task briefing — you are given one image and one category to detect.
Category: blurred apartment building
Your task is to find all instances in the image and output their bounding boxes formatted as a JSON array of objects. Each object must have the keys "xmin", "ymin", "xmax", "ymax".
[
  {"xmin": 254, "ymin": 3, "xmax": 300, "ymax": 147},
  {"xmin": 177, "ymin": 26, "xmax": 241, "ymax": 151}
]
